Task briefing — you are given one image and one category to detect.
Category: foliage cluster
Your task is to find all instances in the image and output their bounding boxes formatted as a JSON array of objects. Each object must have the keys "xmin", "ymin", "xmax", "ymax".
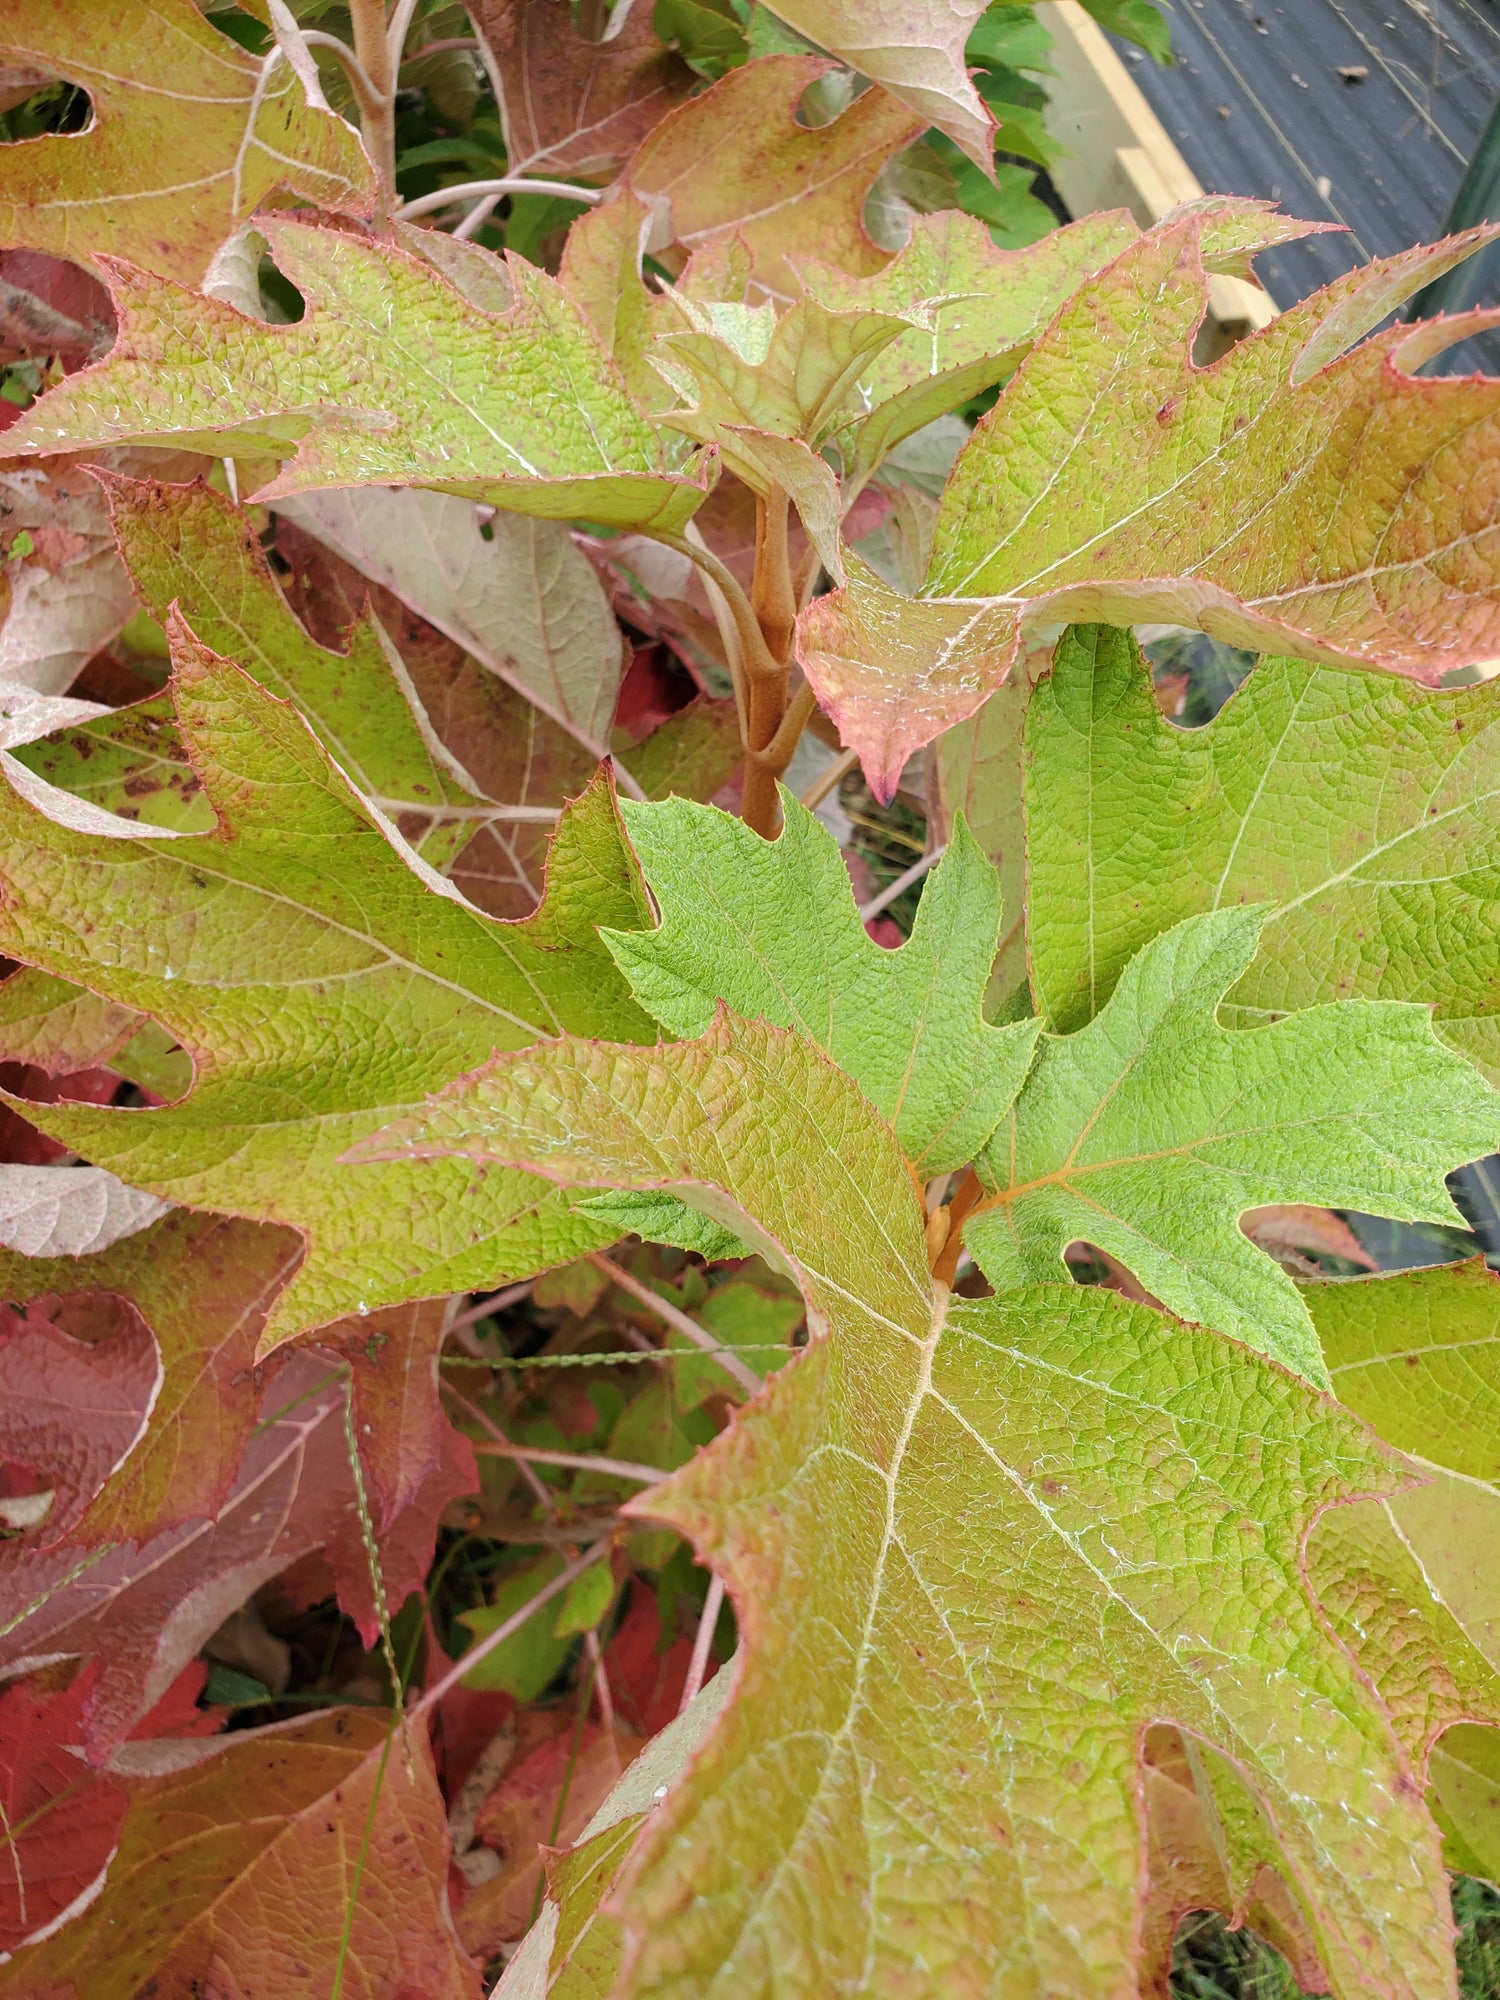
[{"xmin": 3, "ymin": 3, "xmax": 1500, "ymax": 1997}]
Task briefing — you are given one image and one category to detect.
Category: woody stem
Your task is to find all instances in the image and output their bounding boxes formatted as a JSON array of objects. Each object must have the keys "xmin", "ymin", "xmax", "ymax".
[
  {"xmin": 742, "ymin": 488, "xmax": 798, "ymax": 839},
  {"xmin": 348, "ymin": 0, "xmax": 398, "ymax": 203}
]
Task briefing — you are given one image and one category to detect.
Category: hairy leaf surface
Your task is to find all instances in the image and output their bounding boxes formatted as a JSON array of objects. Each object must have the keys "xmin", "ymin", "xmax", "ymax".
[
  {"xmin": 1026, "ymin": 624, "xmax": 1500, "ymax": 1077},
  {"xmin": 798, "ymin": 213, "xmax": 1500, "ymax": 793},
  {"xmin": 604, "ymin": 791, "xmax": 1040, "ymax": 1172},
  {"xmin": 0, "ymin": 0, "xmax": 374, "ymax": 283},
  {"xmin": 0, "ymin": 636, "xmax": 653, "ymax": 1340},
  {"xmin": 5, "ymin": 224, "xmax": 712, "ymax": 532},
  {"xmin": 967, "ymin": 908, "xmax": 1500, "ymax": 1381},
  {"xmin": 367, "ymin": 1013, "xmax": 1450, "ymax": 1999}
]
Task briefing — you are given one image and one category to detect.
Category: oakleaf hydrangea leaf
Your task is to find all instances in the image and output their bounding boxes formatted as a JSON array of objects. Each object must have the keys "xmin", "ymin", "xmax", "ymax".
[
  {"xmin": 1300, "ymin": 1263, "xmax": 1500, "ymax": 1875},
  {"xmin": 603, "ymin": 790, "xmax": 1041, "ymax": 1172},
  {"xmin": 1306, "ymin": 1262, "xmax": 1500, "ymax": 1748},
  {"xmin": 0, "ymin": 1710, "xmax": 475, "ymax": 2000},
  {"xmin": 800, "ymin": 207, "xmax": 1140, "ymax": 494},
  {"xmin": 0, "ymin": 629, "xmax": 655, "ymax": 1343},
  {"xmin": 1027, "ymin": 623, "xmax": 1500, "ymax": 1081},
  {"xmin": 652, "ymin": 291, "xmax": 927, "ymax": 490},
  {"xmin": 755, "ymin": 0, "xmax": 996, "ymax": 171},
  {"xmin": 0, "ymin": 0, "xmax": 375, "ymax": 284},
  {"xmin": 89, "ymin": 472, "xmax": 483, "ymax": 863},
  {"xmin": 11, "ymin": 696, "xmax": 215, "ymax": 836},
  {"xmin": 797, "ymin": 210, "xmax": 1500, "ymax": 795},
  {"xmin": 364, "ymin": 1013, "xmax": 1453, "ymax": 2000},
  {"xmin": 4, "ymin": 223, "xmax": 713, "ymax": 534},
  {"xmin": 967, "ymin": 907, "xmax": 1500, "ymax": 1382},
  {"xmin": 0, "ymin": 1210, "xmax": 301, "ymax": 1546},
  {"xmin": 573, "ymin": 1190, "xmax": 751, "ymax": 1263},
  {"xmin": 471, "ymin": 0, "xmax": 694, "ymax": 184},
  {"xmin": 622, "ymin": 55, "xmax": 923, "ymax": 304}
]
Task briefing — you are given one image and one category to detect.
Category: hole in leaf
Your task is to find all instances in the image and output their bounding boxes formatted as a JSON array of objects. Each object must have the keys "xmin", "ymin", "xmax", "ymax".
[
  {"xmin": 0, "ymin": 77, "xmax": 91, "ymax": 142},
  {"xmin": 201, "ymin": 5, "xmax": 272, "ymax": 55},
  {"xmin": 257, "ymin": 252, "xmax": 306, "ymax": 326},
  {"xmin": 1168, "ymin": 1908, "xmax": 1321, "ymax": 1998}
]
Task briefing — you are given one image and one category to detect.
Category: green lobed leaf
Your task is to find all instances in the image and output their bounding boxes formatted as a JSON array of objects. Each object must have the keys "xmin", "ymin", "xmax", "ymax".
[
  {"xmin": 651, "ymin": 289, "xmax": 927, "ymax": 493},
  {"xmin": 1025, "ymin": 623, "xmax": 1500, "ymax": 1085},
  {"xmin": 0, "ymin": 630, "xmax": 656, "ymax": 1344},
  {"xmin": 966, "ymin": 907, "xmax": 1500, "ymax": 1382},
  {"xmin": 94, "ymin": 472, "xmax": 484, "ymax": 858},
  {"xmin": 799, "ymin": 207, "xmax": 1139, "ymax": 494},
  {"xmin": 796, "ymin": 209, "xmax": 1500, "ymax": 795},
  {"xmin": 4, "ymin": 223, "xmax": 714, "ymax": 534},
  {"xmin": 603, "ymin": 789, "xmax": 1041, "ymax": 1173},
  {"xmin": 0, "ymin": 0, "xmax": 374, "ymax": 285},
  {"xmin": 933, "ymin": 640, "xmax": 1047, "ymax": 1014},
  {"xmin": 363, "ymin": 1012, "xmax": 1452, "ymax": 1999},
  {"xmin": 12, "ymin": 699, "xmax": 217, "ymax": 837},
  {"xmin": 1299, "ymin": 1263, "xmax": 1500, "ymax": 1875}
]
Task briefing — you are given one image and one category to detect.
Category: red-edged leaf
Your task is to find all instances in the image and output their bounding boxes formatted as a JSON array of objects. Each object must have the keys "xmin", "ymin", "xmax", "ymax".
[
  {"xmin": 0, "ymin": 1291, "xmax": 157, "ymax": 1539},
  {"xmin": 0, "ymin": 1212, "xmax": 301, "ymax": 1546},
  {"xmin": 471, "ymin": 0, "xmax": 694, "ymax": 182},
  {"xmin": 0, "ymin": 1661, "xmax": 217, "ymax": 1956},
  {"xmin": 0, "ymin": 1347, "xmax": 469, "ymax": 1762},
  {"xmin": 0, "ymin": 1708, "xmax": 478, "ymax": 2000},
  {"xmin": 622, "ymin": 56, "xmax": 922, "ymax": 303}
]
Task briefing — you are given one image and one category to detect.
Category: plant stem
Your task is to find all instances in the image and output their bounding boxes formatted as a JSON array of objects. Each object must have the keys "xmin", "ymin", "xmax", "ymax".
[
  {"xmin": 740, "ymin": 490, "xmax": 799, "ymax": 837},
  {"xmin": 859, "ymin": 845, "xmax": 945, "ymax": 923},
  {"xmin": 680, "ymin": 1573, "xmax": 725, "ymax": 1712},
  {"xmin": 348, "ymin": 0, "xmax": 397, "ymax": 204},
  {"xmin": 412, "ymin": 1543, "xmax": 611, "ymax": 1721},
  {"xmin": 395, "ymin": 177, "xmax": 604, "ymax": 222},
  {"xmin": 471, "ymin": 1439, "xmax": 667, "ymax": 1485}
]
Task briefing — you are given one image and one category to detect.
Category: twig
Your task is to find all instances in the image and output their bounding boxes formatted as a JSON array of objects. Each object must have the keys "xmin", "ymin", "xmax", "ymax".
[
  {"xmin": 588, "ymin": 1253, "xmax": 763, "ymax": 1397},
  {"xmin": 679, "ymin": 1574, "xmax": 725, "ymax": 1713},
  {"xmin": 298, "ymin": 29, "xmax": 382, "ymax": 117},
  {"xmin": 859, "ymin": 845, "xmax": 945, "ymax": 923},
  {"xmin": 412, "ymin": 1543, "xmax": 611, "ymax": 1721},
  {"xmin": 454, "ymin": 192, "xmax": 505, "ymax": 241},
  {"xmin": 394, "ymin": 177, "xmax": 604, "ymax": 221},
  {"xmin": 347, "ymin": 0, "xmax": 397, "ymax": 203},
  {"xmin": 385, "ymin": 0, "xmax": 424, "ymax": 67},
  {"xmin": 799, "ymin": 745, "xmax": 858, "ymax": 812},
  {"xmin": 371, "ymin": 796, "xmax": 561, "ymax": 824},
  {"xmin": 748, "ymin": 679, "xmax": 819, "ymax": 775},
  {"xmin": 584, "ymin": 1628, "xmax": 619, "ymax": 1750},
  {"xmin": 471, "ymin": 1440, "xmax": 668, "ymax": 1485},
  {"xmin": 440, "ymin": 1377, "xmax": 556, "ymax": 1513},
  {"xmin": 402, "ymin": 37, "xmax": 481, "ymax": 62}
]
